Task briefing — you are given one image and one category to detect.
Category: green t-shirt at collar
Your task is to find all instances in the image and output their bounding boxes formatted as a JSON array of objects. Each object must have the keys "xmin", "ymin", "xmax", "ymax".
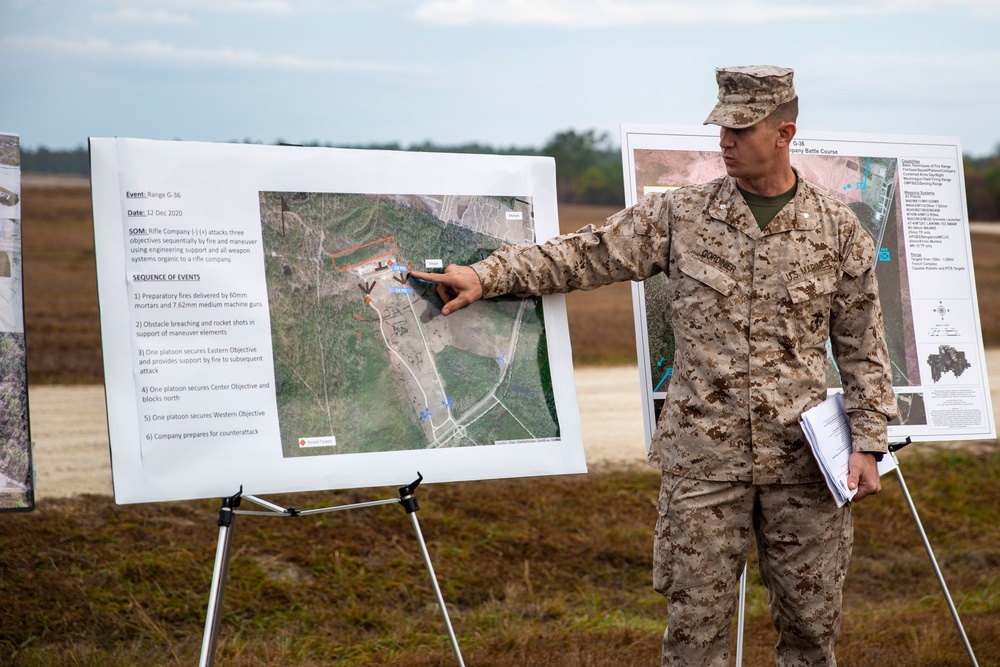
[{"xmin": 738, "ymin": 182, "xmax": 797, "ymax": 231}]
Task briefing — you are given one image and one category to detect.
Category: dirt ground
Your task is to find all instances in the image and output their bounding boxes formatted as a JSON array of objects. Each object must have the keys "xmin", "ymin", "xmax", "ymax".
[{"xmin": 28, "ymin": 354, "xmax": 1000, "ymax": 501}]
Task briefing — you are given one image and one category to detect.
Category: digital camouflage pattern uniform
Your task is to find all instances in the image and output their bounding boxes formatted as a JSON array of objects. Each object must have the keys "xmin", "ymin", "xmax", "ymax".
[{"xmin": 469, "ymin": 172, "xmax": 897, "ymax": 665}]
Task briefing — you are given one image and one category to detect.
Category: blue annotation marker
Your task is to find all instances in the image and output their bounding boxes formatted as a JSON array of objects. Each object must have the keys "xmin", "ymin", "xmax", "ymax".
[
  {"xmin": 844, "ymin": 157, "xmax": 871, "ymax": 191},
  {"xmin": 653, "ymin": 367, "xmax": 674, "ymax": 392},
  {"xmin": 856, "ymin": 157, "xmax": 871, "ymax": 191},
  {"xmin": 441, "ymin": 397, "xmax": 453, "ymax": 409},
  {"xmin": 879, "ymin": 248, "xmax": 891, "ymax": 262},
  {"xmin": 420, "ymin": 407, "xmax": 432, "ymax": 421}
]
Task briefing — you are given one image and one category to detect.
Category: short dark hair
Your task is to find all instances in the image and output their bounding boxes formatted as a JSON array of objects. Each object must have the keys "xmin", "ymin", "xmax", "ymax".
[{"xmin": 767, "ymin": 96, "xmax": 799, "ymax": 126}]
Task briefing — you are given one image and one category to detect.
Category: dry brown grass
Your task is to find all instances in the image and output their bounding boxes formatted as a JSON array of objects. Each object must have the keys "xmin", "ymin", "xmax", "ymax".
[
  {"xmin": 558, "ymin": 203, "xmax": 638, "ymax": 366},
  {"xmin": 970, "ymin": 232, "xmax": 1000, "ymax": 345},
  {"xmin": 21, "ymin": 182, "xmax": 103, "ymax": 385},
  {"xmin": 1, "ymin": 455, "xmax": 998, "ymax": 666}
]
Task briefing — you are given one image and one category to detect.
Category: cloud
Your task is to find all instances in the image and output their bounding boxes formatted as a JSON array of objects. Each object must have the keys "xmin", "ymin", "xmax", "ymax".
[
  {"xmin": 413, "ymin": 0, "xmax": 999, "ymax": 28},
  {"xmin": 87, "ymin": 0, "xmax": 394, "ymax": 26},
  {"xmin": 190, "ymin": 0, "xmax": 292, "ymax": 13},
  {"xmin": 93, "ymin": 8, "xmax": 197, "ymax": 26},
  {"xmin": 114, "ymin": 0, "xmax": 294, "ymax": 17},
  {"xmin": 93, "ymin": 0, "xmax": 375, "ymax": 19},
  {"xmin": 5, "ymin": 35, "xmax": 426, "ymax": 75}
]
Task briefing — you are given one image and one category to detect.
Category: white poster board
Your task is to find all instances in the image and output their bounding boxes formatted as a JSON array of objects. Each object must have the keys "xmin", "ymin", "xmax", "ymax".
[
  {"xmin": 0, "ymin": 132, "xmax": 32, "ymax": 512},
  {"xmin": 621, "ymin": 124, "xmax": 996, "ymax": 448},
  {"xmin": 91, "ymin": 138, "xmax": 584, "ymax": 504}
]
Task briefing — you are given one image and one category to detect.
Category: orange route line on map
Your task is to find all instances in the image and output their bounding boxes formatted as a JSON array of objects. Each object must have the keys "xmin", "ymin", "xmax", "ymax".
[{"xmin": 330, "ymin": 236, "xmax": 400, "ymax": 272}]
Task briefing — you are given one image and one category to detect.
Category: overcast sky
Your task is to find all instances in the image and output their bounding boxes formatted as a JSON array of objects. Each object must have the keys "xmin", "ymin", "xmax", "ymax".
[{"xmin": 5, "ymin": 0, "xmax": 1000, "ymax": 155}]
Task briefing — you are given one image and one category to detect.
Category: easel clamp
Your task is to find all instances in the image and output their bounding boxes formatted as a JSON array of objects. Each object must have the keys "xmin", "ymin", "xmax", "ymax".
[{"xmin": 217, "ymin": 486, "xmax": 242, "ymax": 527}]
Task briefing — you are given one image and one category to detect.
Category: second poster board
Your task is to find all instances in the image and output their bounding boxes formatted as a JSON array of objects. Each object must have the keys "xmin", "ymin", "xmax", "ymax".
[{"xmin": 621, "ymin": 124, "xmax": 995, "ymax": 448}]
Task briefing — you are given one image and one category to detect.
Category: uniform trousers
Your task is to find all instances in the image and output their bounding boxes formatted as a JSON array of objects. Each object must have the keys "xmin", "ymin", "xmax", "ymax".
[{"xmin": 653, "ymin": 471, "xmax": 853, "ymax": 666}]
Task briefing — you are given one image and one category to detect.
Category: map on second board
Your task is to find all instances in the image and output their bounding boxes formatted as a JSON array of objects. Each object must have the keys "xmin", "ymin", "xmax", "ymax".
[
  {"xmin": 633, "ymin": 149, "xmax": 921, "ymax": 425},
  {"xmin": 258, "ymin": 192, "xmax": 559, "ymax": 458}
]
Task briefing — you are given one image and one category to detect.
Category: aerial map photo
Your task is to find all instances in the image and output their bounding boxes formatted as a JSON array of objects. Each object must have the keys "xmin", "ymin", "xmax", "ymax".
[{"xmin": 258, "ymin": 192, "xmax": 559, "ymax": 458}]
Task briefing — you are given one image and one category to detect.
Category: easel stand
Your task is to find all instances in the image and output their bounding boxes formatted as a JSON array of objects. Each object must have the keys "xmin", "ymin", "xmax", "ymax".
[
  {"xmin": 198, "ymin": 474, "xmax": 466, "ymax": 667},
  {"xmin": 888, "ymin": 441, "xmax": 979, "ymax": 666},
  {"xmin": 735, "ymin": 439, "xmax": 980, "ymax": 667}
]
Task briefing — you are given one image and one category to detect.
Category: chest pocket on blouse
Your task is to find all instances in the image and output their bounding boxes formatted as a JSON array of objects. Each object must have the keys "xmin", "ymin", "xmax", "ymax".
[
  {"xmin": 783, "ymin": 268, "xmax": 838, "ymax": 343},
  {"xmin": 677, "ymin": 254, "xmax": 737, "ymax": 296},
  {"xmin": 784, "ymin": 269, "xmax": 837, "ymax": 304}
]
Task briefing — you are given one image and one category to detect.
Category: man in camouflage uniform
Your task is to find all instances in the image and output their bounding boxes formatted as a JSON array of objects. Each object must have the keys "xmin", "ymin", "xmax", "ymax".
[{"xmin": 412, "ymin": 66, "xmax": 897, "ymax": 666}]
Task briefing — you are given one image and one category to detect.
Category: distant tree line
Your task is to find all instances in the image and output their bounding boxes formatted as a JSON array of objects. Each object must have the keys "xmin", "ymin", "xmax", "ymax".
[
  {"xmin": 19, "ymin": 130, "xmax": 625, "ymax": 206},
  {"xmin": 19, "ymin": 135, "xmax": 1000, "ymax": 217},
  {"xmin": 20, "ymin": 146, "xmax": 90, "ymax": 175},
  {"xmin": 304, "ymin": 128, "xmax": 625, "ymax": 206}
]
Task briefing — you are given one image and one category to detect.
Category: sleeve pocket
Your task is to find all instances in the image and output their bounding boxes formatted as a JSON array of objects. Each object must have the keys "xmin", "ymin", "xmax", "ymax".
[
  {"xmin": 629, "ymin": 191, "xmax": 667, "ymax": 236},
  {"xmin": 677, "ymin": 255, "xmax": 736, "ymax": 296},
  {"xmin": 841, "ymin": 234, "xmax": 876, "ymax": 278}
]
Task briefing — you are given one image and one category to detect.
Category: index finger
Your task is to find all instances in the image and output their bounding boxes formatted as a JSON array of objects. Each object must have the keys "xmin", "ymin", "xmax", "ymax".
[{"xmin": 408, "ymin": 270, "xmax": 445, "ymax": 285}]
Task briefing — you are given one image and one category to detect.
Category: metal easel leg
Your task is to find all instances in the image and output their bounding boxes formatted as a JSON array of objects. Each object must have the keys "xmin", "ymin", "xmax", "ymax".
[
  {"xmin": 399, "ymin": 478, "xmax": 466, "ymax": 667},
  {"xmin": 199, "ymin": 489, "xmax": 242, "ymax": 667},
  {"xmin": 892, "ymin": 454, "xmax": 979, "ymax": 666},
  {"xmin": 194, "ymin": 478, "xmax": 464, "ymax": 665},
  {"xmin": 735, "ymin": 563, "xmax": 747, "ymax": 667}
]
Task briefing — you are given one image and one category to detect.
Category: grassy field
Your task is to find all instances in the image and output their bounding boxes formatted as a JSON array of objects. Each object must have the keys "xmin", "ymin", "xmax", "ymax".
[
  {"xmin": 9, "ymin": 181, "xmax": 1000, "ymax": 665},
  {"xmin": 21, "ymin": 182, "xmax": 103, "ymax": 385},
  {"xmin": 0, "ymin": 456, "xmax": 997, "ymax": 666}
]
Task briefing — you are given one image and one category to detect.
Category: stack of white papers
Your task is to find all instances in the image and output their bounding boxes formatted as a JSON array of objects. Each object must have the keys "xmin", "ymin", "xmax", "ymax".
[{"xmin": 800, "ymin": 393, "xmax": 897, "ymax": 507}]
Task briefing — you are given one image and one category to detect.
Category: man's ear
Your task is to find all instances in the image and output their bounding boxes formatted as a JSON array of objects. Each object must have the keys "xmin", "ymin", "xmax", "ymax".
[{"xmin": 776, "ymin": 121, "xmax": 796, "ymax": 148}]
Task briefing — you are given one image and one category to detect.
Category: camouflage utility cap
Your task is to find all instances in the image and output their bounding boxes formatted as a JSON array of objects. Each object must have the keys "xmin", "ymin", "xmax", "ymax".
[{"xmin": 704, "ymin": 65, "xmax": 795, "ymax": 129}]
